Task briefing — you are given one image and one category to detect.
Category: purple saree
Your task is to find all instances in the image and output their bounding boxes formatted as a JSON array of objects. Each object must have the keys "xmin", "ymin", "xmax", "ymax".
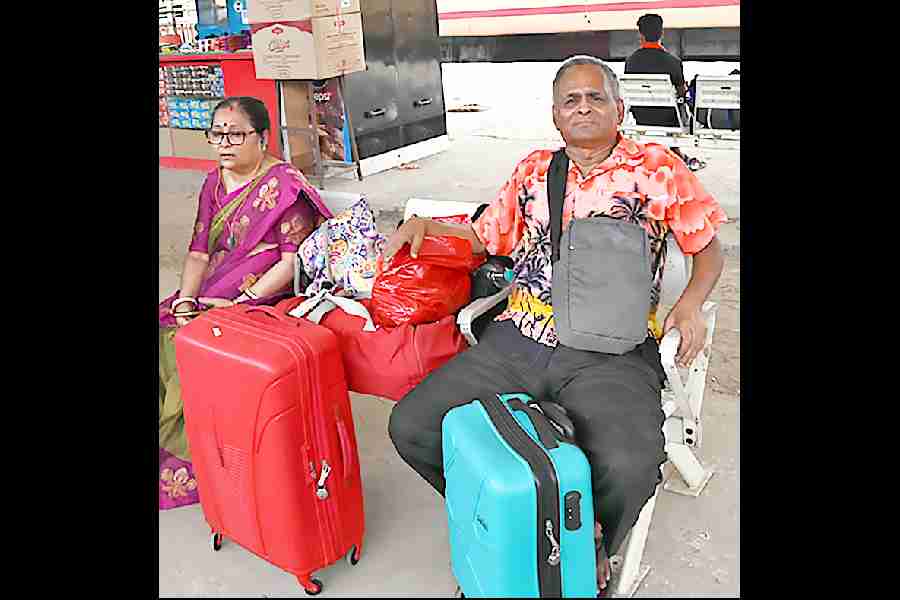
[{"xmin": 158, "ymin": 158, "xmax": 331, "ymax": 510}]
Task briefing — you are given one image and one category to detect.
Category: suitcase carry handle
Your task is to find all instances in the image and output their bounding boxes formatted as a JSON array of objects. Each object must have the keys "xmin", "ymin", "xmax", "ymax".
[
  {"xmin": 274, "ymin": 296, "xmax": 307, "ymax": 314},
  {"xmin": 245, "ymin": 305, "xmax": 299, "ymax": 325},
  {"xmin": 336, "ymin": 418, "xmax": 356, "ymax": 481},
  {"xmin": 506, "ymin": 398, "xmax": 561, "ymax": 450},
  {"xmin": 530, "ymin": 400, "xmax": 577, "ymax": 442}
]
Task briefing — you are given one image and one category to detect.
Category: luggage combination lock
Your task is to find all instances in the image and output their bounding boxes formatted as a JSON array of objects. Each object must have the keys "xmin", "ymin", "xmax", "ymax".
[
  {"xmin": 545, "ymin": 520, "xmax": 561, "ymax": 566},
  {"xmin": 315, "ymin": 461, "xmax": 332, "ymax": 500}
]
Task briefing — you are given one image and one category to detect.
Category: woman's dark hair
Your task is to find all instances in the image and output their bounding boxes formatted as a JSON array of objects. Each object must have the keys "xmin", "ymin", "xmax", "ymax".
[
  {"xmin": 212, "ymin": 96, "xmax": 271, "ymax": 134},
  {"xmin": 637, "ymin": 14, "xmax": 664, "ymax": 42}
]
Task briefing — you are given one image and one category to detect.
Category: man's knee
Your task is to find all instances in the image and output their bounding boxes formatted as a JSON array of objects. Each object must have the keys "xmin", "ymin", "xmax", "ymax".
[
  {"xmin": 591, "ymin": 449, "xmax": 664, "ymax": 497},
  {"xmin": 387, "ymin": 398, "xmax": 415, "ymax": 453},
  {"xmin": 388, "ymin": 388, "xmax": 438, "ymax": 455}
]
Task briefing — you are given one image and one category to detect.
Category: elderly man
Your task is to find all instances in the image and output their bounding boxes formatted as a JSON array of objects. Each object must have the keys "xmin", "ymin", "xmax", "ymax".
[{"xmin": 385, "ymin": 55, "xmax": 726, "ymax": 591}]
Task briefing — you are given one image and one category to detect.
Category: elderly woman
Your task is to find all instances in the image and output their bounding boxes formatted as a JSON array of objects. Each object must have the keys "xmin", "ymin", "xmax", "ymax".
[{"xmin": 158, "ymin": 96, "xmax": 332, "ymax": 510}]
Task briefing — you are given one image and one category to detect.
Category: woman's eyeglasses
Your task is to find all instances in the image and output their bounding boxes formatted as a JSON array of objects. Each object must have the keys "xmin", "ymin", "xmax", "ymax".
[{"xmin": 206, "ymin": 129, "xmax": 258, "ymax": 145}]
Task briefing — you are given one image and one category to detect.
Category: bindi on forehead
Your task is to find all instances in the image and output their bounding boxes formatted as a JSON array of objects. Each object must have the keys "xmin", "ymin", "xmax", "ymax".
[{"xmin": 212, "ymin": 111, "xmax": 248, "ymax": 129}]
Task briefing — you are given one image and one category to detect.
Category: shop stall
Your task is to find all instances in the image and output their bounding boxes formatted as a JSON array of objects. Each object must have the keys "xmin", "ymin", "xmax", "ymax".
[
  {"xmin": 159, "ymin": 52, "xmax": 280, "ymax": 171},
  {"xmin": 159, "ymin": 0, "xmax": 449, "ymax": 180}
]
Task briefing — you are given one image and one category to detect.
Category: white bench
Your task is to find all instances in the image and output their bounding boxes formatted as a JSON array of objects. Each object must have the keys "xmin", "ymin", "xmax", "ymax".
[
  {"xmin": 619, "ymin": 74, "xmax": 696, "ymax": 151},
  {"xmin": 314, "ymin": 191, "xmax": 719, "ymax": 598},
  {"xmin": 692, "ymin": 75, "xmax": 740, "ymax": 150}
]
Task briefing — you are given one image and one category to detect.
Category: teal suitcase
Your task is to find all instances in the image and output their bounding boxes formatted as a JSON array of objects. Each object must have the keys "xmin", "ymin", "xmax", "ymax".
[{"xmin": 442, "ymin": 393, "xmax": 598, "ymax": 597}]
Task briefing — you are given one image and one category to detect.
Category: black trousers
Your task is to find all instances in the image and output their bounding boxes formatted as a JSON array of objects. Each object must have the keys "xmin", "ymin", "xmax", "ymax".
[{"xmin": 388, "ymin": 320, "xmax": 668, "ymax": 556}]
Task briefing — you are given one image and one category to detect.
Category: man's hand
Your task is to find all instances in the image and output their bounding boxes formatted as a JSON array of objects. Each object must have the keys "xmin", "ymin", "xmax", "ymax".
[
  {"xmin": 383, "ymin": 216, "xmax": 428, "ymax": 264},
  {"xmin": 663, "ymin": 302, "xmax": 707, "ymax": 368}
]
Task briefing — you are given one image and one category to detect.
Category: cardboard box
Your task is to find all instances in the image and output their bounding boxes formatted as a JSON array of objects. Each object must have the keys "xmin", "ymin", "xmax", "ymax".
[
  {"xmin": 251, "ymin": 13, "xmax": 365, "ymax": 80},
  {"xmin": 281, "ymin": 80, "xmax": 316, "ymax": 174},
  {"xmin": 171, "ymin": 128, "xmax": 220, "ymax": 160},
  {"xmin": 248, "ymin": 0, "xmax": 360, "ymax": 23}
]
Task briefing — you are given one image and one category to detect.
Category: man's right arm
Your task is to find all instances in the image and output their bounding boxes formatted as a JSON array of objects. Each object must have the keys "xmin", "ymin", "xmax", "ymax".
[
  {"xmin": 382, "ymin": 218, "xmax": 484, "ymax": 262},
  {"xmin": 382, "ymin": 152, "xmax": 535, "ymax": 263}
]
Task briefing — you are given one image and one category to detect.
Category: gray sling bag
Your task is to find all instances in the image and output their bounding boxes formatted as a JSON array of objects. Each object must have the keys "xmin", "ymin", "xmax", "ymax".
[{"xmin": 549, "ymin": 149, "xmax": 652, "ymax": 354}]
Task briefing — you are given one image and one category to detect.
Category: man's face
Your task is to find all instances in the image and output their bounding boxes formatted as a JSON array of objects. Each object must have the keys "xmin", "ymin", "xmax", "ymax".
[{"xmin": 552, "ymin": 65, "xmax": 625, "ymax": 148}]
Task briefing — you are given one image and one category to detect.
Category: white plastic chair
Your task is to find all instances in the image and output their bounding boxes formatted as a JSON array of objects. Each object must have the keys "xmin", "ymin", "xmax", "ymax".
[
  {"xmin": 619, "ymin": 74, "xmax": 696, "ymax": 150},
  {"xmin": 692, "ymin": 75, "xmax": 740, "ymax": 150}
]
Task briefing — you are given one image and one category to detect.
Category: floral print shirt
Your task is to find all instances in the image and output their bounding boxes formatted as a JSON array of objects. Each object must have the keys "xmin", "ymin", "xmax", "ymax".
[{"xmin": 472, "ymin": 135, "xmax": 728, "ymax": 348}]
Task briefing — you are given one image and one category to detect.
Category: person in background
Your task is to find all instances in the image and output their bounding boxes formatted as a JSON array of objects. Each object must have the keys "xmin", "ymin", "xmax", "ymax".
[
  {"xmin": 625, "ymin": 13, "xmax": 705, "ymax": 170},
  {"xmin": 158, "ymin": 96, "xmax": 332, "ymax": 510},
  {"xmin": 386, "ymin": 56, "xmax": 726, "ymax": 592}
]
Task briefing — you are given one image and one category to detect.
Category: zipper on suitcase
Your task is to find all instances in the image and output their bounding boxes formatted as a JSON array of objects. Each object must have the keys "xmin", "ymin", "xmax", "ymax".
[
  {"xmin": 316, "ymin": 460, "xmax": 332, "ymax": 499},
  {"xmin": 479, "ymin": 395, "xmax": 563, "ymax": 597}
]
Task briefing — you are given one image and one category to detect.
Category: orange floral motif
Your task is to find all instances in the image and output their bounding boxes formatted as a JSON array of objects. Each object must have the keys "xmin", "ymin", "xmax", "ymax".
[
  {"xmin": 252, "ymin": 177, "xmax": 280, "ymax": 211},
  {"xmin": 194, "ymin": 221, "xmax": 204, "ymax": 236},
  {"xmin": 238, "ymin": 273, "xmax": 259, "ymax": 292},
  {"xmin": 160, "ymin": 467, "xmax": 197, "ymax": 499},
  {"xmin": 280, "ymin": 215, "xmax": 314, "ymax": 246}
]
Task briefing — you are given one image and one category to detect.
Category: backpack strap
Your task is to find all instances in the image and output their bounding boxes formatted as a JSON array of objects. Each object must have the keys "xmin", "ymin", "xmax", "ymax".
[{"xmin": 548, "ymin": 148, "xmax": 569, "ymax": 264}]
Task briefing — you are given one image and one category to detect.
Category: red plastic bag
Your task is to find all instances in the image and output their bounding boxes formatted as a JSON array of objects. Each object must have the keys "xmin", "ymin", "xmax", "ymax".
[
  {"xmin": 275, "ymin": 296, "xmax": 469, "ymax": 401},
  {"xmin": 370, "ymin": 236, "xmax": 485, "ymax": 328},
  {"xmin": 431, "ymin": 214, "xmax": 472, "ymax": 225}
]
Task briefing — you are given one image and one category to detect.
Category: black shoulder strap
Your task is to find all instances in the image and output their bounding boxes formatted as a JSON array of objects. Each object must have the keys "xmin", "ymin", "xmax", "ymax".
[{"xmin": 549, "ymin": 148, "xmax": 569, "ymax": 264}]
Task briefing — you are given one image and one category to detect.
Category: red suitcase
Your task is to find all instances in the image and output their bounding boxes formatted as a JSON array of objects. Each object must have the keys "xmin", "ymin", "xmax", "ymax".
[{"xmin": 174, "ymin": 304, "xmax": 365, "ymax": 595}]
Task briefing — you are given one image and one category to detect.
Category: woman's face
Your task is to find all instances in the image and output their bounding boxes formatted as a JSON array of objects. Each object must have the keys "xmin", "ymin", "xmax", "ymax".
[{"xmin": 209, "ymin": 105, "xmax": 267, "ymax": 172}]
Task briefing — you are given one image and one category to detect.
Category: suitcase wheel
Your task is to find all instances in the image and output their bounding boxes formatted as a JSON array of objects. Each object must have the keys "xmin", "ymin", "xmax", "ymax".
[
  {"xmin": 211, "ymin": 533, "xmax": 223, "ymax": 552},
  {"xmin": 346, "ymin": 545, "xmax": 360, "ymax": 566},
  {"xmin": 300, "ymin": 578, "xmax": 323, "ymax": 596}
]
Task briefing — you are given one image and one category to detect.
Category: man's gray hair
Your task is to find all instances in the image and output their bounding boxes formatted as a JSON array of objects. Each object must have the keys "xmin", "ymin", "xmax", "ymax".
[{"xmin": 552, "ymin": 55, "xmax": 621, "ymax": 104}]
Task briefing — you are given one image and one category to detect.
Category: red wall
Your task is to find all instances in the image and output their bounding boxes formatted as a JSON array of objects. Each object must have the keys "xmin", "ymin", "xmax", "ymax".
[{"xmin": 160, "ymin": 53, "xmax": 280, "ymax": 171}]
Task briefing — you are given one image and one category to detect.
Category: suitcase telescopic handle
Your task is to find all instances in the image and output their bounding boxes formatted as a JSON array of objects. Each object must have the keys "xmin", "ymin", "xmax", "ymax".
[{"xmin": 337, "ymin": 418, "xmax": 356, "ymax": 481}]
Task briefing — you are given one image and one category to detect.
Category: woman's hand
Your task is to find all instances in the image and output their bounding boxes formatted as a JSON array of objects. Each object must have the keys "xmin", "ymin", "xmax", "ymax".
[
  {"xmin": 175, "ymin": 315, "xmax": 193, "ymax": 328},
  {"xmin": 197, "ymin": 297, "xmax": 236, "ymax": 309}
]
